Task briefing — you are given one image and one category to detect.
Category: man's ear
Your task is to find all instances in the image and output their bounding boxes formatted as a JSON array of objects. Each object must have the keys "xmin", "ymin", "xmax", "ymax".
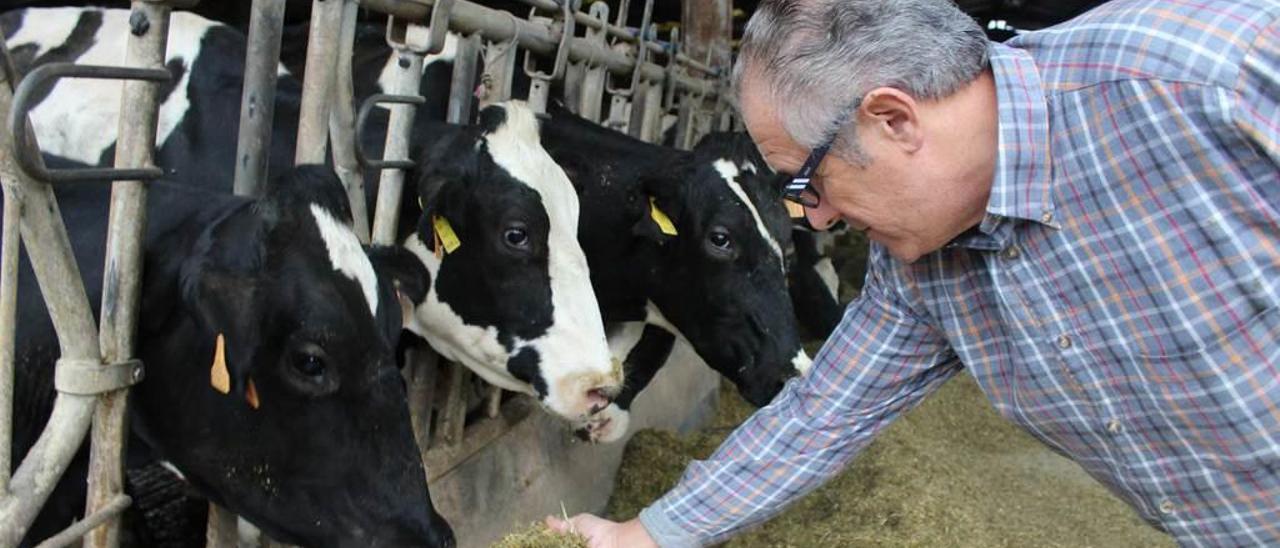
[{"xmin": 860, "ymin": 87, "xmax": 923, "ymax": 152}]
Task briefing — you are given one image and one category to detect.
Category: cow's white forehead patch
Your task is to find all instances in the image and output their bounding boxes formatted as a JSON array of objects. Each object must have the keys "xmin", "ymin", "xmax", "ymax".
[
  {"xmin": 713, "ymin": 159, "xmax": 785, "ymax": 271},
  {"xmin": 309, "ymin": 204, "xmax": 379, "ymax": 316},
  {"xmin": 792, "ymin": 349, "xmax": 812, "ymax": 375}
]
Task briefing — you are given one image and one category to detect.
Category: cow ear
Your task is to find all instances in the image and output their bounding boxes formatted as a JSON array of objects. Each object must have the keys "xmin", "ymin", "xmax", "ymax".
[
  {"xmin": 632, "ymin": 195, "xmax": 679, "ymax": 244},
  {"xmin": 633, "ymin": 166, "xmax": 685, "ymax": 243},
  {"xmin": 366, "ymin": 245, "xmax": 429, "ymax": 333},
  {"xmin": 181, "ymin": 268, "xmax": 264, "ymax": 399}
]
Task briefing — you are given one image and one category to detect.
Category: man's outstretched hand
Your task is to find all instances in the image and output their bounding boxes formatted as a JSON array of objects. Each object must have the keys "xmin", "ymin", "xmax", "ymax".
[{"xmin": 544, "ymin": 514, "xmax": 660, "ymax": 548}]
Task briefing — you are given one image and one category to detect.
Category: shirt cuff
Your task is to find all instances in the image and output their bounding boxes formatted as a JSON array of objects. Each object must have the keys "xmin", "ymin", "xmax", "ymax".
[{"xmin": 638, "ymin": 503, "xmax": 703, "ymax": 548}]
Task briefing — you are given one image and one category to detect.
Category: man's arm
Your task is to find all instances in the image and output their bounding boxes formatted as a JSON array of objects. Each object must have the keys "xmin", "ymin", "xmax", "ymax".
[{"xmin": 637, "ymin": 257, "xmax": 960, "ymax": 547}]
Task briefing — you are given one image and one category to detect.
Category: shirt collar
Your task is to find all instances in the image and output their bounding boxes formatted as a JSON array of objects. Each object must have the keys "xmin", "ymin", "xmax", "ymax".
[{"xmin": 982, "ymin": 42, "xmax": 1056, "ymax": 233}]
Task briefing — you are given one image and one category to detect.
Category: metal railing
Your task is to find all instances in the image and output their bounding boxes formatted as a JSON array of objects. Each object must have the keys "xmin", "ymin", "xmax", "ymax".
[{"xmin": 0, "ymin": 1, "xmax": 180, "ymax": 546}]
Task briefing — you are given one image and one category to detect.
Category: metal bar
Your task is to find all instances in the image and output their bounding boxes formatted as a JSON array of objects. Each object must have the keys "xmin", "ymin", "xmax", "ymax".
[
  {"xmin": 369, "ymin": 21, "xmax": 426, "ymax": 246},
  {"xmin": 33, "ymin": 495, "xmax": 131, "ymax": 548},
  {"xmin": 477, "ymin": 38, "xmax": 517, "ymax": 108},
  {"xmin": 86, "ymin": 3, "xmax": 170, "ymax": 545},
  {"xmin": 231, "ymin": 0, "xmax": 286, "ymax": 198},
  {"xmin": 8, "ymin": 64, "xmax": 169, "ymax": 184},
  {"xmin": 638, "ymin": 80, "xmax": 664, "ymax": 143},
  {"xmin": 358, "ymin": 0, "xmax": 719, "ymax": 99},
  {"xmin": 0, "ymin": 133, "xmax": 16, "ymax": 496},
  {"xmin": 0, "ymin": 40, "xmax": 104, "ymax": 547},
  {"xmin": 434, "ymin": 362, "xmax": 468, "ymax": 448},
  {"xmin": 446, "ymin": 34, "xmax": 480, "ymax": 124},
  {"xmin": 205, "ymin": 504, "xmax": 238, "ymax": 548},
  {"xmin": 295, "ymin": 0, "xmax": 345, "ymax": 164},
  {"xmin": 355, "ymin": 94, "xmax": 427, "ymax": 171},
  {"xmin": 328, "ymin": 0, "xmax": 370, "ymax": 242},
  {"xmin": 405, "ymin": 346, "xmax": 439, "ymax": 452},
  {"xmin": 510, "ymin": 0, "xmax": 719, "ymax": 76},
  {"xmin": 576, "ymin": 2, "xmax": 609, "ymax": 122}
]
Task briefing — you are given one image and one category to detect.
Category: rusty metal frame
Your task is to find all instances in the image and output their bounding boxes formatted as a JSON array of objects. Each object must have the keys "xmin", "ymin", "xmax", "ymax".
[{"xmin": 0, "ymin": 1, "xmax": 174, "ymax": 545}]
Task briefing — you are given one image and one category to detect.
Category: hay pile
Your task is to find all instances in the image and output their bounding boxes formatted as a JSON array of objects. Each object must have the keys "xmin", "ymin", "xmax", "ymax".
[
  {"xmin": 492, "ymin": 523, "xmax": 588, "ymax": 548},
  {"xmin": 608, "ymin": 375, "xmax": 1174, "ymax": 547}
]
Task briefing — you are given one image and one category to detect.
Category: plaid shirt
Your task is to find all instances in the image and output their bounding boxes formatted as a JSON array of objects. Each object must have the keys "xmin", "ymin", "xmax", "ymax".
[{"xmin": 640, "ymin": 1, "xmax": 1280, "ymax": 546}]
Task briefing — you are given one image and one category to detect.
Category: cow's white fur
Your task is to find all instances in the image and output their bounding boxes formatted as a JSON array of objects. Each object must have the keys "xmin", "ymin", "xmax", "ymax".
[
  {"xmin": 792, "ymin": 349, "xmax": 813, "ymax": 375},
  {"xmin": 6, "ymin": 9, "xmax": 291, "ymax": 165},
  {"xmin": 484, "ymin": 102, "xmax": 616, "ymax": 419},
  {"xmin": 310, "ymin": 204, "xmax": 379, "ymax": 316},
  {"xmin": 713, "ymin": 159, "xmax": 785, "ymax": 272},
  {"xmin": 402, "ymin": 105, "xmax": 616, "ymax": 420}
]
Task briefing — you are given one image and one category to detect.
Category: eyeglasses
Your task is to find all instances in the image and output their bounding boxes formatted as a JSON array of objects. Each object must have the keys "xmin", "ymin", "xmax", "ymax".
[
  {"xmin": 783, "ymin": 99, "xmax": 859, "ymax": 210},
  {"xmin": 783, "ymin": 139, "xmax": 833, "ymax": 209}
]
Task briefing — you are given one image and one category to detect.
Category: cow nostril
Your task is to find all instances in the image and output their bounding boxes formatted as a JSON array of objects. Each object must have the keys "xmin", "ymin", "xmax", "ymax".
[{"xmin": 586, "ymin": 387, "xmax": 615, "ymax": 413}]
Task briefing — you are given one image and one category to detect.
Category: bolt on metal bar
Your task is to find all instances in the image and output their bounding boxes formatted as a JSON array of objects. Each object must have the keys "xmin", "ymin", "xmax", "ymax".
[
  {"xmin": 86, "ymin": 2, "xmax": 172, "ymax": 545},
  {"xmin": 33, "ymin": 494, "xmax": 131, "ymax": 548},
  {"xmin": 329, "ymin": 0, "xmax": 371, "ymax": 242},
  {"xmin": 232, "ymin": 0, "xmax": 287, "ymax": 198},
  {"xmin": 0, "ymin": 43, "xmax": 101, "ymax": 547},
  {"xmin": 357, "ymin": 0, "xmax": 718, "ymax": 99},
  {"xmin": 295, "ymin": 0, "xmax": 346, "ymax": 165}
]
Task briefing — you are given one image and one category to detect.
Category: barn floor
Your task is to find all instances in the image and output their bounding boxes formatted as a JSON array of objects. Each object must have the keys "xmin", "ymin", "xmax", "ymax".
[{"xmin": 606, "ymin": 374, "xmax": 1175, "ymax": 547}]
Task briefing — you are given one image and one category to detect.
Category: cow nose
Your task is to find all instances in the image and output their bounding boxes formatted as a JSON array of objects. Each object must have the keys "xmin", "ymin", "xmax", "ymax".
[{"xmin": 586, "ymin": 387, "xmax": 614, "ymax": 414}]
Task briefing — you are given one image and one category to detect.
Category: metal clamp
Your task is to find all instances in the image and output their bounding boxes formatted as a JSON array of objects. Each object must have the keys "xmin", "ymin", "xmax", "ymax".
[
  {"xmin": 662, "ymin": 27, "xmax": 681, "ymax": 111},
  {"xmin": 54, "ymin": 358, "xmax": 144, "ymax": 396},
  {"xmin": 384, "ymin": 0, "xmax": 453, "ymax": 55},
  {"xmin": 9, "ymin": 63, "xmax": 171, "ymax": 183},
  {"xmin": 523, "ymin": 0, "xmax": 576, "ymax": 82},
  {"xmin": 604, "ymin": 0, "xmax": 653, "ymax": 98},
  {"xmin": 355, "ymin": 93, "xmax": 426, "ymax": 169}
]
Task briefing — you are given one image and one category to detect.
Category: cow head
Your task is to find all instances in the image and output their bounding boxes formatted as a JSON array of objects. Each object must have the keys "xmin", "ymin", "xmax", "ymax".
[
  {"xmin": 132, "ymin": 166, "xmax": 452, "ymax": 548},
  {"xmin": 403, "ymin": 101, "xmax": 620, "ymax": 423},
  {"xmin": 639, "ymin": 133, "xmax": 810, "ymax": 406}
]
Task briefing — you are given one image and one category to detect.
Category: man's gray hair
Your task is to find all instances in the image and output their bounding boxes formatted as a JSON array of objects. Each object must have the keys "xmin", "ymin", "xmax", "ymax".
[{"xmin": 734, "ymin": 0, "xmax": 989, "ymax": 164}]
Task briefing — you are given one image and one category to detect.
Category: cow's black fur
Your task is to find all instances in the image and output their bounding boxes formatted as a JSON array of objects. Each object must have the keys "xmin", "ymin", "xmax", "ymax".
[{"xmin": 6, "ymin": 163, "xmax": 452, "ymax": 548}]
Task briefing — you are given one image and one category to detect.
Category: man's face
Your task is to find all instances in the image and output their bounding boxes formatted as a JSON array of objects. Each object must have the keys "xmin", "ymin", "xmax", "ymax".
[{"xmin": 740, "ymin": 78, "xmax": 989, "ymax": 263}]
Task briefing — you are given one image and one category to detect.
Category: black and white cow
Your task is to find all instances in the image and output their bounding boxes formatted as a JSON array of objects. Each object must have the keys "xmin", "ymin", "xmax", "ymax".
[
  {"xmin": 540, "ymin": 104, "xmax": 811, "ymax": 441},
  {"xmin": 7, "ymin": 163, "xmax": 452, "ymax": 547},
  {"xmin": 2, "ymin": 7, "xmax": 622, "ymax": 423},
  {"xmin": 692, "ymin": 130, "xmax": 848, "ymax": 341}
]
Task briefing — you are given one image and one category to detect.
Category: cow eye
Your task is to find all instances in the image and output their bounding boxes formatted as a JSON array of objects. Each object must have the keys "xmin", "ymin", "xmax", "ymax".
[
  {"xmin": 503, "ymin": 225, "xmax": 530, "ymax": 249},
  {"xmin": 708, "ymin": 230, "xmax": 732, "ymax": 250},
  {"xmin": 292, "ymin": 353, "xmax": 326, "ymax": 378}
]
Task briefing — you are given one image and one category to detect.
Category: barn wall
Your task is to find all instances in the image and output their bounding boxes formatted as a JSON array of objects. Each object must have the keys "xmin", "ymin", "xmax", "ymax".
[{"xmin": 431, "ymin": 340, "xmax": 721, "ymax": 548}]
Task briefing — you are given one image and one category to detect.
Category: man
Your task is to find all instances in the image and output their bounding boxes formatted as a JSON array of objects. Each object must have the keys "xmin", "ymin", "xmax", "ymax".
[{"xmin": 548, "ymin": 0, "xmax": 1279, "ymax": 545}]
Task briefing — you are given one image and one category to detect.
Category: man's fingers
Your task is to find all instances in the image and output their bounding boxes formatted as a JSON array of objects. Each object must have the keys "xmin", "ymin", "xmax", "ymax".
[{"xmin": 544, "ymin": 515, "xmax": 569, "ymax": 532}]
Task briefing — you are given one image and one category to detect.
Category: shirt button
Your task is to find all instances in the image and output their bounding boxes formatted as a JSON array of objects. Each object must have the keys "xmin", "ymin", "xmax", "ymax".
[
  {"xmin": 1040, "ymin": 210, "xmax": 1054, "ymax": 223},
  {"xmin": 1002, "ymin": 245, "xmax": 1021, "ymax": 260},
  {"xmin": 1158, "ymin": 499, "xmax": 1176, "ymax": 514},
  {"xmin": 1056, "ymin": 335, "xmax": 1073, "ymax": 349},
  {"xmin": 1106, "ymin": 419, "xmax": 1122, "ymax": 434}
]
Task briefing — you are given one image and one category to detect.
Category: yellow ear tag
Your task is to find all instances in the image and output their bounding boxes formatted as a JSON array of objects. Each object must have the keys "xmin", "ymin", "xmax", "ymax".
[
  {"xmin": 784, "ymin": 200, "xmax": 806, "ymax": 219},
  {"xmin": 245, "ymin": 378, "xmax": 260, "ymax": 410},
  {"xmin": 210, "ymin": 333, "xmax": 231, "ymax": 394},
  {"xmin": 433, "ymin": 215, "xmax": 461, "ymax": 254},
  {"xmin": 649, "ymin": 197, "xmax": 678, "ymax": 236}
]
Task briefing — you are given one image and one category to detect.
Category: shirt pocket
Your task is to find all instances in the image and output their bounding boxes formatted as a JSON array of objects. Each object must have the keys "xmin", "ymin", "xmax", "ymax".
[{"xmin": 1133, "ymin": 306, "xmax": 1280, "ymax": 472}]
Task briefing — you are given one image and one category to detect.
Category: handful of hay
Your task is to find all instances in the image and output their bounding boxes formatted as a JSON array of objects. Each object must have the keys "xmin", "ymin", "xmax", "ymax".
[{"xmin": 493, "ymin": 523, "xmax": 588, "ymax": 548}]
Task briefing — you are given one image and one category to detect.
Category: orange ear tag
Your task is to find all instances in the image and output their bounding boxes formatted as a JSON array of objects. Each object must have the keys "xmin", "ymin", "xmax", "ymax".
[
  {"xmin": 210, "ymin": 333, "xmax": 231, "ymax": 394},
  {"xmin": 649, "ymin": 197, "xmax": 678, "ymax": 236},
  {"xmin": 244, "ymin": 378, "xmax": 260, "ymax": 409}
]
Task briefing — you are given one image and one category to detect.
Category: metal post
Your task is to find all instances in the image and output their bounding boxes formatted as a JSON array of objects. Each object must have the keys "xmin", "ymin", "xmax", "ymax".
[
  {"xmin": 0, "ymin": 133, "xmax": 16, "ymax": 497},
  {"xmin": 328, "ymin": 0, "xmax": 370, "ymax": 242},
  {"xmin": 369, "ymin": 18, "xmax": 427, "ymax": 246},
  {"xmin": 576, "ymin": 2, "xmax": 609, "ymax": 122},
  {"xmin": 0, "ymin": 48, "xmax": 103, "ymax": 547},
  {"xmin": 86, "ymin": 2, "xmax": 170, "ymax": 545},
  {"xmin": 232, "ymin": 0, "xmax": 286, "ymax": 198},
  {"xmin": 478, "ymin": 38, "xmax": 517, "ymax": 108},
  {"xmin": 295, "ymin": 0, "xmax": 345, "ymax": 164},
  {"xmin": 639, "ymin": 78, "xmax": 664, "ymax": 143},
  {"xmin": 446, "ymin": 34, "xmax": 480, "ymax": 124}
]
